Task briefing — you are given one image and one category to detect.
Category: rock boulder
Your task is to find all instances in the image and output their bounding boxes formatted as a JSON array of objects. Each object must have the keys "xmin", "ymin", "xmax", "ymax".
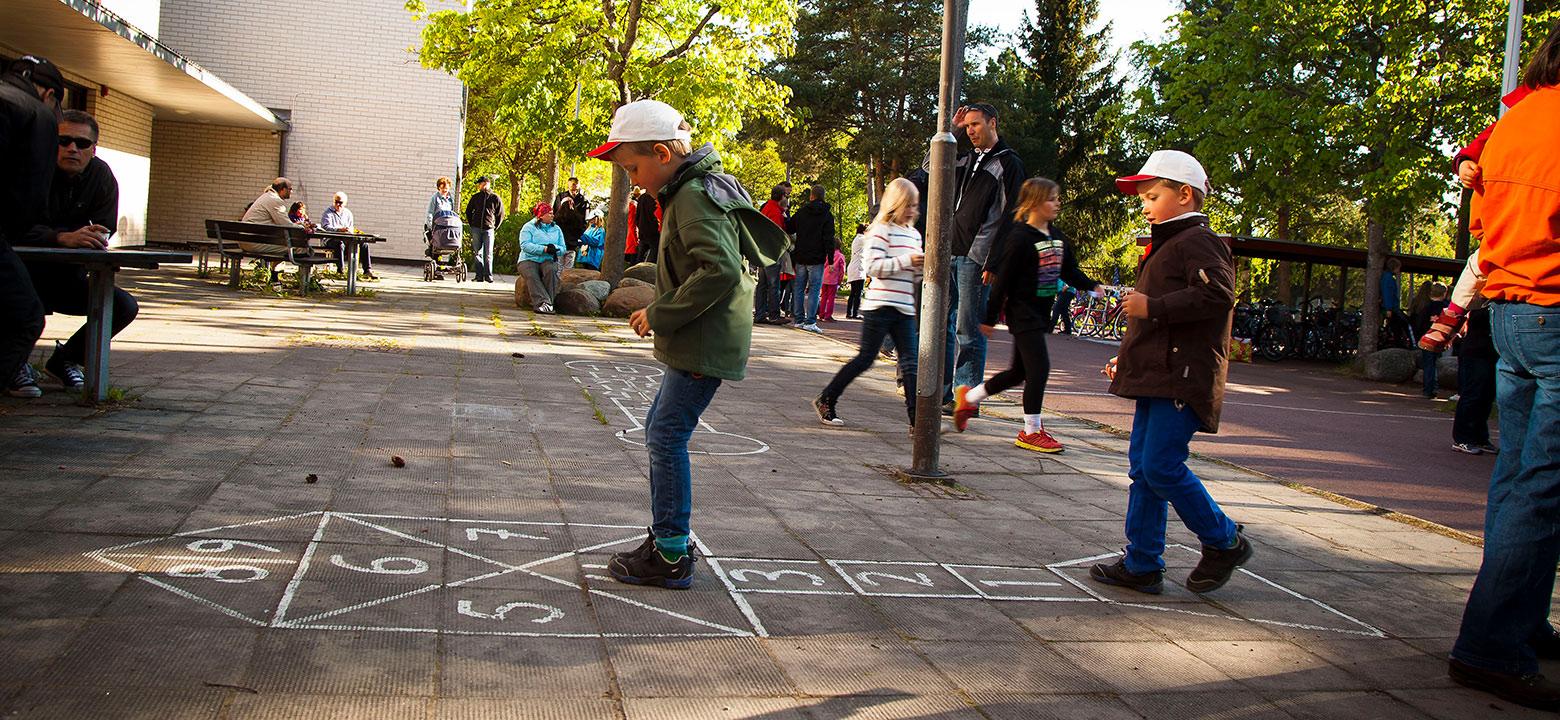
[{"xmin": 602, "ymin": 285, "xmax": 657, "ymax": 318}]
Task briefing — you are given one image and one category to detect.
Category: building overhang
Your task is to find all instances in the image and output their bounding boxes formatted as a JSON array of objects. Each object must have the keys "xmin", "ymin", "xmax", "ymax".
[{"xmin": 0, "ymin": 0, "xmax": 284, "ymax": 130}]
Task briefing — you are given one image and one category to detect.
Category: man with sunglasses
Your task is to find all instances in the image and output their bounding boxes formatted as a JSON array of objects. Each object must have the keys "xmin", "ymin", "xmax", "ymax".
[
  {"xmin": 22, "ymin": 110, "xmax": 135, "ymax": 392},
  {"xmin": 0, "ymin": 55, "xmax": 66, "ymax": 398}
]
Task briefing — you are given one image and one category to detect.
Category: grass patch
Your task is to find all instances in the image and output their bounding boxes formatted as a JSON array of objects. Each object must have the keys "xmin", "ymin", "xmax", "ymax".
[
  {"xmin": 490, "ymin": 308, "xmax": 504, "ymax": 331},
  {"xmin": 286, "ymin": 332, "xmax": 408, "ymax": 353},
  {"xmin": 526, "ymin": 325, "xmax": 556, "ymax": 338},
  {"xmin": 580, "ymin": 387, "xmax": 610, "ymax": 425}
]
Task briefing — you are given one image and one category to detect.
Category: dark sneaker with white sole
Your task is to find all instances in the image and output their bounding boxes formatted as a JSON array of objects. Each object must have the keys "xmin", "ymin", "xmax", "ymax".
[
  {"xmin": 607, "ymin": 530, "xmax": 697, "ymax": 589},
  {"xmin": 813, "ymin": 396, "xmax": 844, "ymax": 425},
  {"xmin": 45, "ymin": 346, "xmax": 84, "ymax": 392},
  {"xmin": 6, "ymin": 363, "xmax": 41, "ymax": 399},
  {"xmin": 1185, "ymin": 524, "xmax": 1254, "ymax": 594},
  {"xmin": 1450, "ymin": 658, "xmax": 1560, "ymax": 712},
  {"xmin": 1088, "ymin": 558, "xmax": 1164, "ymax": 595}
]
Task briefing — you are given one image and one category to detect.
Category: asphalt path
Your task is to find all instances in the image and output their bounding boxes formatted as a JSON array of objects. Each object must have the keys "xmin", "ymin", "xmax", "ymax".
[{"xmin": 812, "ymin": 315, "xmax": 1494, "ymax": 535}]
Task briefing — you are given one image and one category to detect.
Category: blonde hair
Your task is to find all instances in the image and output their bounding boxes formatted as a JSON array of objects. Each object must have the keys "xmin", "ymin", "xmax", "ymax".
[
  {"xmin": 616, "ymin": 121, "xmax": 694, "ymax": 158},
  {"xmin": 436, "ymin": 176, "xmax": 452, "ymax": 191},
  {"xmin": 1011, "ymin": 177, "xmax": 1060, "ymax": 222},
  {"xmin": 872, "ymin": 178, "xmax": 920, "ymax": 227}
]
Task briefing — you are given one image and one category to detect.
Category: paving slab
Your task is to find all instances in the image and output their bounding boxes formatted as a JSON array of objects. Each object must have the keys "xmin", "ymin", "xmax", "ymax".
[{"xmin": 0, "ymin": 266, "xmax": 1531, "ymax": 717}]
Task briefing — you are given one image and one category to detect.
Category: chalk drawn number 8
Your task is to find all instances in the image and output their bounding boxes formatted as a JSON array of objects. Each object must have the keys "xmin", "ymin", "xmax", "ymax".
[{"xmin": 166, "ymin": 563, "xmax": 269, "ymax": 583}]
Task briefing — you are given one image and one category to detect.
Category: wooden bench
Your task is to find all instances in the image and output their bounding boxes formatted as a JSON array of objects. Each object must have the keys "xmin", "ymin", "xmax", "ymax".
[
  {"xmin": 205, "ymin": 219, "xmax": 334, "ymax": 295},
  {"xmin": 145, "ymin": 238, "xmax": 223, "ymax": 276},
  {"xmin": 11, "ymin": 247, "xmax": 192, "ymax": 403}
]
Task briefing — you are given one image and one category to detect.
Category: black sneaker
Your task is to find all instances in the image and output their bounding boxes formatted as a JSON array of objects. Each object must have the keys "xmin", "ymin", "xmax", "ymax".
[
  {"xmin": 6, "ymin": 363, "xmax": 42, "ymax": 399},
  {"xmin": 813, "ymin": 396, "xmax": 844, "ymax": 426},
  {"xmin": 1450, "ymin": 658, "xmax": 1560, "ymax": 712},
  {"xmin": 1088, "ymin": 558, "xmax": 1164, "ymax": 595},
  {"xmin": 45, "ymin": 346, "xmax": 84, "ymax": 392},
  {"xmin": 1185, "ymin": 525, "xmax": 1254, "ymax": 594},
  {"xmin": 607, "ymin": 530, "xmax": 696, "ymax": 589}
]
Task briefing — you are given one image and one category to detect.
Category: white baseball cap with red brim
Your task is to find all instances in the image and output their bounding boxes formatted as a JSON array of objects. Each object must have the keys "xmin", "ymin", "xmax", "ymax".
[
  {"xmin": 587, "ymin": 100, "xmax": 693, "ymax": 159},
  {"xmin": 1115, "ymin": 150, "xmax": 1212, "ymax": 195}
]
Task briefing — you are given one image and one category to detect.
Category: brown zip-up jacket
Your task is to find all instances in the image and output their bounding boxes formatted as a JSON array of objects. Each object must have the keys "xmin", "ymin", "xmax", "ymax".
[{"xmin": 1108, "ymin": 214, "xmax": 1235, "ymax": 433}]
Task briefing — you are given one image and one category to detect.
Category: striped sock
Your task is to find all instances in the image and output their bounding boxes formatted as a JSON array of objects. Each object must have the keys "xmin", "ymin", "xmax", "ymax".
[
  {"xmin": 1024, "ymin": 413, "xmax": 1043, "ymax": 433},
  {"xmin": 653, "ymin": 534, "xmax": 689, "ymax": 561}
]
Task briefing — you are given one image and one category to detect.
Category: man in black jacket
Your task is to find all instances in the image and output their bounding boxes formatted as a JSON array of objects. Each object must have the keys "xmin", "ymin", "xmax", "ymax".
[
  {"xmin": 552, "ymin": 177, "xmax": 588, "ymax": 269},
  {"xmin": 787, "ymin": 185, "xmax": 835, "ymax": 331},
  {"xmin": 0, "ymin": 56, "xmax": 66, "ymax": 398},
  {"xmin": 25, "ymin": 110, "xmax": 135, "ymax": 392},
  {"xmin": 944, "ymin": 102, "xmax": 1025, "ymax": 409},
  {"xmin": 464, "ymin": 175, "xmax": 504, "ymax": 282}
]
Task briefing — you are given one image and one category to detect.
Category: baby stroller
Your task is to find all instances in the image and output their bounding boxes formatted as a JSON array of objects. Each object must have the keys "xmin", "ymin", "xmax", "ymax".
[{"xmin": 423, "ymin": 210, "xmax": 468, "ymax": 282}]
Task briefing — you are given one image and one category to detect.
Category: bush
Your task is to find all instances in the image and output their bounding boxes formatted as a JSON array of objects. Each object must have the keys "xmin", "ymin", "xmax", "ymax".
[{"xmin": 461, "ymin": 214, "xmax": 529, "ymax": 274}]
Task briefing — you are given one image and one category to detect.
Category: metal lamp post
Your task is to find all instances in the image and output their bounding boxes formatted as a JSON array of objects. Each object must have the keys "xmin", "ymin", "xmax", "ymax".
[{"xmin": 906, "ymin": 0, "xmax": 968, "ymax": 480}]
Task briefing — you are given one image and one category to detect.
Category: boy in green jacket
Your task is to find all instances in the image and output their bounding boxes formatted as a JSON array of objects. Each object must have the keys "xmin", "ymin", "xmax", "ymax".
[{"xmin": 587, "ymin": 100, "xmax": 788, "ymax": 588}]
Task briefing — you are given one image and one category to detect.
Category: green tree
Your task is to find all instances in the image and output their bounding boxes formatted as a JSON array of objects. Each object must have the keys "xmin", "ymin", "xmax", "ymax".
[
  {"xmin": 965, "ymin": 0, "xmax": 1131, "ymax": 253},
  {"xmin": 408, "ymin": 0, "xmax": 796, "ymax": 285}
]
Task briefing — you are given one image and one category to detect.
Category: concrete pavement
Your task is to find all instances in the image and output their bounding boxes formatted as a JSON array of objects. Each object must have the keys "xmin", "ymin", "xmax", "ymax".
[{"xmin": 0, "ymin": 265, "xmax": 1544, "ymax": 719}]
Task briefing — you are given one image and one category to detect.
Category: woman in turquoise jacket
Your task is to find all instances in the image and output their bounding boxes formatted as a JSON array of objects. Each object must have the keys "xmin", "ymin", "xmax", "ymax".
[{"xmin": 517, "ymin": 202, "xmax": 565, "ymax": 313}]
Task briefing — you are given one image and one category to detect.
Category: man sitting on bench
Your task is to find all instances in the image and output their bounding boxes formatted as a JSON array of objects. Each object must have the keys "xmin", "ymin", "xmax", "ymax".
[
  {"xmin": 240, "ymin": 177, "xmax": 311, "ymax": 280},
  {"xmin": 20, "ymin": 109, "xmax": 136, "ymax": 392}
]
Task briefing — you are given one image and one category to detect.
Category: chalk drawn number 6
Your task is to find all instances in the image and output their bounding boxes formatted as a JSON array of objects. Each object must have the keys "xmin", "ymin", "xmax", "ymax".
[{"xmin": 329, "ymin": 555, "xmax": 430, "ymax": 575}]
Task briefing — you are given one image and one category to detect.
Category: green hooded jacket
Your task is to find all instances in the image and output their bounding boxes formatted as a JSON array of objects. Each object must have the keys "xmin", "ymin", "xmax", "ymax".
[{"xmin": 644, "ymin": 145, "xmax": 790, "ymax": 380}]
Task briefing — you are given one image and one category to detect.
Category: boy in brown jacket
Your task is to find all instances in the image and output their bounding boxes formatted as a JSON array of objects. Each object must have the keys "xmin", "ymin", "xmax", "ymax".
[{"xmin": 1092, "ymin": 150, "xmax": 1252, "ymax": 595}]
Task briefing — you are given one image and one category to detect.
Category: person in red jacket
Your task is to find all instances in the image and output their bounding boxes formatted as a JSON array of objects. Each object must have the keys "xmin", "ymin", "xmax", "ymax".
[
  {"xmin": 1448, "ymin": 20, "xmax": 1560, "ymax": 713},
  {"xmin": 754, "ymin": 184, "xmax": 790, "ymax": 324}
]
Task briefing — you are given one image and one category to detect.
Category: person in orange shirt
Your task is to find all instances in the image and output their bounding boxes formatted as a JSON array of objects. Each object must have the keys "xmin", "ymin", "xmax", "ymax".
[{"xmin": 1449, "ymin": 20, "xmax": 1560, "ymax": 712}]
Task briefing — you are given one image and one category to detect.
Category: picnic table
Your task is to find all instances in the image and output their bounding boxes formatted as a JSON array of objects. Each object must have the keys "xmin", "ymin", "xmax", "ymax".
[
  {"xmin": 308, "ymin": 229, "xmax": 386, "ymax": 295},
  {"xmin": 12, "ymin": 247, "xmax": 192, "ymax": 403}
]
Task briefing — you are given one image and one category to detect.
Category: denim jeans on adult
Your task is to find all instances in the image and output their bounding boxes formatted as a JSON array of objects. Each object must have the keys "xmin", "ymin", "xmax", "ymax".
[
  {"xmin": 1123, "ymin": 397, "xmax": 1239, "ymax": 574},
  {"xmin": 473, "ymin": 228, "xmax": 495, "ymax": 279},
  {"xmin": 754, "ymin": 264, "xmax": 781, "ymax": 320},
  {"xmin": 791, "ymin": 263, "xmax": 824, "ymax": 325},
  {"xmin": 1453, "ymin": 301, "xmax": 1560, "ymax": 676},
  {"xmin": 942, "ymin": 256, "xmax": 989, "ymax": 401},
  {"xmin": 0, "ymin": 246, "xmax": 45, "ymax": 377},
  {"xmin": 821, "ymin": 306, "xmax": 918, "ymax": 421},
  {"xmin": 1453, "ymin": 354, "xmax": 1497, "ymax": 446},
  {"xmin": 1422, "ymin": 349, "xmax": 1442, "ymax": 395},
  {"xmin": 645, "ymin": 367, "xmax": 722, "ymax": 540}
]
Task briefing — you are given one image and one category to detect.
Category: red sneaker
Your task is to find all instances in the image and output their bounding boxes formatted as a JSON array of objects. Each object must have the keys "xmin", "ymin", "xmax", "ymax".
[
  {"xmin": 1015, "ymin": 429, "xmax": 1064, "ymax": 453},
  {"xmin": 952, "ymin": 385, "xmax": 978, "ymax": 432}
]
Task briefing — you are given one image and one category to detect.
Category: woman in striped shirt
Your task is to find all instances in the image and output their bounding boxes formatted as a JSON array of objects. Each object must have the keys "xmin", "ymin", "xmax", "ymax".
[{"xmin": 813, "ymin": 178, "xmax": 925, "ymax": 426}]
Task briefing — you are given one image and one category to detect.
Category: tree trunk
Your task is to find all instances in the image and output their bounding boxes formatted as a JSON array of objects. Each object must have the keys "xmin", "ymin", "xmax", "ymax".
[
  {"xmin": 1359, "ymin": 217, "xmax": 1388, "ymax": 356},
  {"xmin": 507, "ymin": 150, "xmax": 525, "ymax": 215},
  {"xmin": 600, "ymin": 165, "xmax": 633, "ymax": 287},
  {"xmin": 541, "ymin": 149, "xmax": 559, "ymax": 204},
  {"xmin": 1274, "ymin": 204, "xmax": 1293, "ymax": 304}
]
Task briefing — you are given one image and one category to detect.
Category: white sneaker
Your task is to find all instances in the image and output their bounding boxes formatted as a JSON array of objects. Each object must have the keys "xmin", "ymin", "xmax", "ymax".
[
  {"xmin": 536, "ymin": 303, "xmax": 555, "ymax": 314},
  {"xmin": 802, "ymin": 323, "xmax": 822, "ymax": 333}
]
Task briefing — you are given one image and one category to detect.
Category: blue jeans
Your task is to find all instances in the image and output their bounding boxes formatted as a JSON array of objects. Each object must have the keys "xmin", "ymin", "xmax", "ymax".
[
  {"xmin": 792, "ymin": 263, "xmax": 824, "ymax": 325},
  {"xmin": 1453, "ymin": 302, "xmax": 1560, "ymax": 675},
  {"xmin": 821, "ymin": 307, "xmax": 918, "ymax": 421},
  {"xmin": 943, "ymin": 256, "xmax": 989, "ymax": 401},
  {"xmin": 473, "ymin": 228, "xmax": 495, "ymax": 279},
  {"xmin": 1422, "ymin": 349, "xmax": 1441, "ymax": 396},
  {"xmin": 754, "ymin": 264, "xmax": 781, "ymax": 320},
  {"xmin": 646, "ymin": 367, "xmax": 722, "ymax": 541},
  {"xmin": 1123, "ymin": 398, "xmax": 1238, "ymax": 574}
]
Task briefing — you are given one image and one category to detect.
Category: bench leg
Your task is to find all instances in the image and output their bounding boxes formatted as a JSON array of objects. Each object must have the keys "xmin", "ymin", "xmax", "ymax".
[
  {"xmin": 345, "ymin": 241, "xmax": 359, "ymax": 295},
  {"xmin": 83, "ymin": 267, "xmax": 115, "ymax": 404},
  {"xmin": 229, "ymin": 256, "xmax": 242, "ymax": 288},
  {"xmin": 196, "ymin": 248, "xmax": 210, "ymax": 277},
  {"xmin": 298, "ymin": 263, "xmax": 311, "ymax": 296}
]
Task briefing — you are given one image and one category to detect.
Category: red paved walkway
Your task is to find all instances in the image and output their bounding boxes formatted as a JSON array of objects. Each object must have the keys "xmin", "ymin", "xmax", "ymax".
[{"xmin": 811, "ymin": 315, "xmax": 1493, "ymax": 535}]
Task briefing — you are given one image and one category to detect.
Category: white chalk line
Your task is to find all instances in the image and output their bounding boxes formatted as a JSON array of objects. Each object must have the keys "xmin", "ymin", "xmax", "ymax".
[
  {"xmin": 270, "ymin": 511, "xmax": 333, "ymax": 627},
  {"xmin": 694, "ymin": 533, "xmax": 769, "ymax": 638},
  {"xmin": 567, "ymin": 359, "xmax": 769, "ymax": 455}
]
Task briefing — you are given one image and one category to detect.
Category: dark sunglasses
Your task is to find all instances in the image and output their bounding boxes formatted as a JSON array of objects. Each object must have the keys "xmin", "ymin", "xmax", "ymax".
[{"xmin": 58, "ymin": 135, "xmax": 94, "ymax": 150}]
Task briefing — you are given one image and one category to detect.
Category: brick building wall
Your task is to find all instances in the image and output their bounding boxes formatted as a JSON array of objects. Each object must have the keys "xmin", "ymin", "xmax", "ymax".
[
  {"xmin": 153, "ymin": 0, "xmax": 465, "ymax": 259},
  {"xmin": 146, "ymin": 122, "xmax": 279, "ymax": 246}
]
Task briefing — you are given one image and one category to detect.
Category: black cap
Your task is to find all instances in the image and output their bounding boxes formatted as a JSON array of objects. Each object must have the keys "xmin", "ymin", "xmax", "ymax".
[{"xmin": 10, "ymin": 56, "xmax": 65, "ymax": 94}]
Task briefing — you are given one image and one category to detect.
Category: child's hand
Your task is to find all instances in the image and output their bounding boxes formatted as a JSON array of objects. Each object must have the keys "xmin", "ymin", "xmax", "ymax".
[
  {"xmin": 1102, "ymin": 356, "xmax": 1118, "ymax": 381},
  {"xmin": 628, "ymin": 309, "xmax": 652, "ymax": 337},
  {"xmin": 909, "ymin": 253, "xmax": 925, "ymax": 268},
  {"xmin": 979, "ymin": 323, "xmax": 996, "ymax": 338},
  {"xmin": 1458, "ymin": 160, "xmax": 1482, "ymax": 189},
  {"xmin": 1122, "ymin": 291, "xmax": 1150, "ymax": 319}
]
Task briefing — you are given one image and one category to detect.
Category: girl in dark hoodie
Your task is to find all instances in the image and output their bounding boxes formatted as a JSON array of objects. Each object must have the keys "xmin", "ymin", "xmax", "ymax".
[{"xmin": 952, "ymin": 177, "xmax": 1100, "ymax": 452}]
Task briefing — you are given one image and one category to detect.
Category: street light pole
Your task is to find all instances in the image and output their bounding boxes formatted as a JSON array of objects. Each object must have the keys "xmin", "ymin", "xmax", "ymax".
[
  {"xmin": 907, "ymin": 0, "xmax": 968, "ymax": 479},
  {"xmin": 1501, "ymin": 0, "xmax": 1526, "ymax": 108}
]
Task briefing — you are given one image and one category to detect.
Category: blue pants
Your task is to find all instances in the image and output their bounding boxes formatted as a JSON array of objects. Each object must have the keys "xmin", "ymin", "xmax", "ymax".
[
  {"xmin": 792, "ymin": 263, "xmax": 824, "ymax": 325},
  {"xmin": 1454, "ymin": 302, "xmax": 1560, "ymax": 675},
  {"xmin": 646, "ymin": 367, "xmax": 722, "ymax": 541},
  {"xmin": 1123, "ymin": 398, "xmax": 1238, "ymax": 574},
  {"xmin": 820, "ymin": 307, "xmax": 918, "ymax": 421},
  {"xmin": 943, "ymin": 256, "xmax": 989, "ymax": 402},
  {"xmin": 1422, "ymin": 349, "xmax": 1442, "ymax": 396},
  {"xmin": 754, "ymin": 264, "xmax": 781, "ymax": 320},
  {"xmin": 473, "ymin": 228, "xmax": 495, "ymax": 280}
]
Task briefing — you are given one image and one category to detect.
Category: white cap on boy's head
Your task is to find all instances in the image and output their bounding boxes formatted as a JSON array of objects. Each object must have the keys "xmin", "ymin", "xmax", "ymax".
[
  {"xmin": 587, "ymin": 100, "xmax": 692, "ymax": 160},
  {"xmin": 1115, "ymin": 150, "xmax": 1211, "ymax": 195}
]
